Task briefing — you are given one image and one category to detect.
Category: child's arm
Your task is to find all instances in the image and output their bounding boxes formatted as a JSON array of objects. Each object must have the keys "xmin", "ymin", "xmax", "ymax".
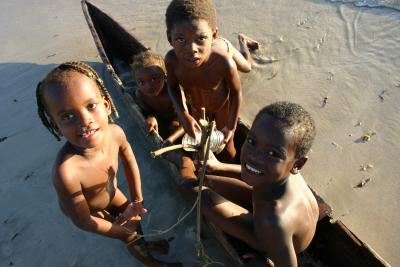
[
  {"xmin": 135, "ymin": 91, "xmax": 159, "ymax": 134},
  {"xmin": 165, "ymin": 51, "xmax": 201, "ymax": 138},
  {"xmin": 222, "ymin": 59, "xmax": 242, "ymax": 143},
  {"xmin": 256, "ymin": 218, "xmax": 297, "ymax": 267},
  {"xmin": 115, "ymin": 125, "xmax": 144, "ymax": 205},
  {"xmin": 164, "ymin": 125, "xmax": 185, "ymax": 144},
  {"xmin": 53, "ymin": 170, "xmax": 136, "ymax": 243},
  {"xmin": 195, "ymin": 151, "xmax": 242, "ymax": 178}
]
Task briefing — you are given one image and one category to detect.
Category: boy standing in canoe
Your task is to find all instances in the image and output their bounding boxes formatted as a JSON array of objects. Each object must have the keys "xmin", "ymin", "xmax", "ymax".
[
  {"xmin": 165, "ymin": 0, "xmax": 258, "ymax": 162},
  {"xmin": 176, "ymin": 102, "xmax": 319, "ymax": 266}
]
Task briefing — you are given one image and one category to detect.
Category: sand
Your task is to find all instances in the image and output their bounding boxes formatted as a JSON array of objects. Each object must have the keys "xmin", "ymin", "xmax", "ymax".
[{"xmin": 0, "ymin": 0, "xmax": 399, "ymax": 266}]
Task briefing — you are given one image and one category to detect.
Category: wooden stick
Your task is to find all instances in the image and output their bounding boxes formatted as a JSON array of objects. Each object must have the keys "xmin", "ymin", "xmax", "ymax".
[{"xmin": 150, "ymin": 144, "xmax": 197, "ymax": 158}]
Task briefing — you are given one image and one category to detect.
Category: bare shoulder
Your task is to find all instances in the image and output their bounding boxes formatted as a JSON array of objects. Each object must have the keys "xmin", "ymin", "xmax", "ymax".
[
  {"xmin": 165, "ymin": 49, "xmax": 178, "ymax": 68},
  {"xmin": 210, "ymin": 48, "xmax": 237, "ymax": 76},
  {"xmin": 52, "ymin": 144, "xmax": 83, "ymax": 192},
  {"xmin": 109, "ymin": 123, "xmax": 127, "ymax": 143}
]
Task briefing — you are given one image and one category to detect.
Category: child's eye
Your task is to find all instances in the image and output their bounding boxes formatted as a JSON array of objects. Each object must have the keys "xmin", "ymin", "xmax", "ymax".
[
  {"xmin": 176, "ymin": 37, "xmax": 185, "ymax": 43},
  {"xmin": 198, "ymin": 36, "xmax": 207, "ymax": 42},
  {"xmin": 61, "ymin": 113, "xmax": 74, "ymax": 121},
  {"xmin": 266, "ymin": 150, "xmax": 283, "ymax": 159},
  {"xmin": 151, "ymin": 76, "xmax": 159, "ymax": 82},
  {"xmin": 246, "ymin": 136, "xmax": 255, "ymax": 145},
  {"xmin": 87, "ymin": 103, "xmax": 97, "ymax": 110},
  {"xmin": 137, "ymin": 80, "xmax": 144, "ymax": 86}
]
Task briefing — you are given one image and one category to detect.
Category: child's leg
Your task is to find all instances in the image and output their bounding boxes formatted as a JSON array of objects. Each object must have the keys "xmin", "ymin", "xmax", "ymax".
[
  {"xmin": 214, "ymin": 36, "xmax": 259, "ymax": 73},
  {"xmin": 234, "ymin": 34, "xmax": 259, "ymax": 73},
  {"xmin": 214, "ymin": 101, "xmax": 237, "ymax": 163},
  {"xmin": 107, "ymin": 189, "xmax": 181, "ymax": 266},
  {"xmin": 177, "ymin": 160, "xmax": 259, "ymax": 250}
]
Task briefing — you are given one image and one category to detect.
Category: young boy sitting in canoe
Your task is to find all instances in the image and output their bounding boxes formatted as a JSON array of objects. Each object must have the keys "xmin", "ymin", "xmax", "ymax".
[
  {"xmin": 176, "ymin": 101, "xmax": 319, "ymax": 266},
  {"xmin": 36, "ymin": 62, "xmax": 181, "ymax": 267},
  {"xmin": 165, "ymin": 0, "xmax": 258, "ymax": 162},
  {"xmin": 131, "ymin": 51, "xmax": 184, "ymax": 145}
]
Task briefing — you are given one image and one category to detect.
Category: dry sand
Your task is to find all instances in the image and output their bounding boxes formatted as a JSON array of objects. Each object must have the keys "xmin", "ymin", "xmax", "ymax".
[{"xmin": 1, "ymin": 0, "xmax": 399, "ymax": 266}]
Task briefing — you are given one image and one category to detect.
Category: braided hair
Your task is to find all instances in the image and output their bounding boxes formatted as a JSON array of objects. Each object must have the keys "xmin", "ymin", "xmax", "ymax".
[{"xmin": 36, "ymin": 62, "xmax": 119, "ymax": 141}]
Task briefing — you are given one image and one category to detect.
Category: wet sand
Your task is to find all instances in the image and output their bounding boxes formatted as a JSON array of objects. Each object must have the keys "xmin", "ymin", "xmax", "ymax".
[{"xmin": 0, "ymin": 0, "xmax": 399, "ymax": 266}]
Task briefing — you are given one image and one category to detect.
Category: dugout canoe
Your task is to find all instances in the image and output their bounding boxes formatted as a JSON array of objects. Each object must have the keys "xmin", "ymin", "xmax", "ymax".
[{"xmin": 81, "ymin": 1, "xmax": 389, "ymax": 266}]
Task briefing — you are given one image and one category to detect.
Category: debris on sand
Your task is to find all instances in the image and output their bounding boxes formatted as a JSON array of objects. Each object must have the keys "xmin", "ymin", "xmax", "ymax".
[
  {"xmin": 321, "ymin": 96, "xmax": 328, "ymax": 107},
  {"xmin": 355, "ymin": 122, "xmax": 362, "ymax": 127},
  {"xmin": 354, "ymin": 177, "xmax": 371, "ymax": 188},
  {"xmin": 361, "ymin": 131, "xmax": 376, "ymax": 142},
  {"xmin": 378, "ymin": 90, "xmax": 387, "ymax": 102},
  {"xmin": 360, "ymin": 164, "xmax": 374, "ymax": 172},
  {"xmin": 331, "ymin": 141, "xmax": 342, "ymax": 149}
]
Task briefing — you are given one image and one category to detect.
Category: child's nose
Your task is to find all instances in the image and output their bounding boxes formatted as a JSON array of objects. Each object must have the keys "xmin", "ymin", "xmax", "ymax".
[
  {"xmin": 78, "ymin": 111, "xmax": 93, "ymax": 126},
  {"xmin": 188, "ymin": 42, "xmax": 198, "ymax": 54}
]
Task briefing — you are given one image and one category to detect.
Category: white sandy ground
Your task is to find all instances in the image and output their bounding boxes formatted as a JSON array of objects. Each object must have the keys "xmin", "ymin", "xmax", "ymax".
[{"xmin": 0, "ymin": 0, "xmax": 399, "ymax": 266}]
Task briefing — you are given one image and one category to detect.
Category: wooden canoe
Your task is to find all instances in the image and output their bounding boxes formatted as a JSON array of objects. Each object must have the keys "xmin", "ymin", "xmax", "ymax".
[{"xmin": 81, "ymin": 1, "xmax": 389, "ymax": 266}]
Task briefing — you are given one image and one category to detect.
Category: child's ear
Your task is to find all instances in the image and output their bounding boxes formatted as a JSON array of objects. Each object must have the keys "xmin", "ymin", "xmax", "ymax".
[
  {"xmin": 213, "ymin": 27, "xmax": 218, "ymax": 40},
  {"xmin": 290, "ymin": 156, "xmax": 308, "ymax": 174},
  {"xmin": 167, "ymin": 31, "xmax": 172, "ymax": 45},
  {"xmin": 103, "ymin": 97, "xmax": 111, "ymax": 115}
]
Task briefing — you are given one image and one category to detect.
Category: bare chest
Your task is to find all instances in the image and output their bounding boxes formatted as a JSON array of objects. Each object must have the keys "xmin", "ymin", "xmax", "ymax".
[{"xmin": 79, "ymin": 148, "xmax": 120, "ymax": 213}]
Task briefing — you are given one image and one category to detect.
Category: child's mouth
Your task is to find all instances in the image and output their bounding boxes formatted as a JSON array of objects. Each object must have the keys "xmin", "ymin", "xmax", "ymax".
[
  {"xmin": 79, "ymin": 128, "xmax": 98, "ymax": 139},
  {"xmin": 188, "ymin": 57, "xmax": 200, "ymax": 65},
  {"xmin": 245, "ymin": 163, "xmax": 263, "ymax": 175}
]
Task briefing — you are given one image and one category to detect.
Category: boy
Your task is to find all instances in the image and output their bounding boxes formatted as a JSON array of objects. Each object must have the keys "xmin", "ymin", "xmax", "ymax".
[
  {"xmin": 176, "ymin": 102, "xmax": 319, "ymax": 266},
  {"xmin": 165, "ymin": 0, "xmax": 255, "ymax": 161},
  {"xmin": 36, "ymin": 62, "xmax": 180, "ymax": 267},
  {"xmin": 131, "ymin": 51, "xmax": 184, "ymax": 144}
]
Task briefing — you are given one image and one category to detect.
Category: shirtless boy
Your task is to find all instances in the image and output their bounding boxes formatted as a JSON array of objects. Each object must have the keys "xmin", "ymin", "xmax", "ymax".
[
  {"xmin": 36, "ymin": 62, "xmax": 180, "ymax": 267},
  {"xmin": 176, "ymin": 101, "xmax": 319, "ymax": 266},
  {"xmin": 131, "ymin": 51, "xmax": 184, "ymax": 144},
  {"xmin": 165, "ymin": 0, "xmax": 258, "ymax": 161}
]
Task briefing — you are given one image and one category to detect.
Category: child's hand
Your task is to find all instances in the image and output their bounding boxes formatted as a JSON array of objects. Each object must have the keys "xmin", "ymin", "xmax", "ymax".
[
  {"xmin": 194, "ymin": 151, "xmax": 221, "ymax": 173},
  {"xmin": 146, "ymin": 116, "xmax": 158, "ymax": 134},
  {"xmin": 115, "ymin": 202, "xmax": 147, "ymax": 225},
  {"xmin": 221, "ymin": 127, "xmax": 234, "ymax": 144},
  {"xmin": 182, "ymin": 113, "xmax": 201, "ymax": 138}
]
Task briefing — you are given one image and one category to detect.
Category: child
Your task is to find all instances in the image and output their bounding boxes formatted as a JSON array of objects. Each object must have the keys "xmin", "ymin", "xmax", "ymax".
[
  {"xmin": 36, "ymin": 62, "xmax": 180, "ymax": 267},
  {"xmin": 131, "ymin": 51, "xmax": 184, "ymax": 145},
  {"xmin": 176, "ymin": 101, "xmax": 319, "ymax": 266},
  {"xmin": 165, "ymin": 0, "xmax": 258, "ymax": 162}
]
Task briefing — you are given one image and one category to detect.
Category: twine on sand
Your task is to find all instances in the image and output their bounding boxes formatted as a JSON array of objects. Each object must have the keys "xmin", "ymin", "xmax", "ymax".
[{"xmin": 126, "ymin": 120, "xmax": 217, "ymax": 265}]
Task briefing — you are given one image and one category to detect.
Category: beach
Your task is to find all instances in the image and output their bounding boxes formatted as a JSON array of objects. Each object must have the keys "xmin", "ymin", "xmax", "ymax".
[{"xmin": 0, "ymin": 0, "xmax": 399, "ymax": 266}]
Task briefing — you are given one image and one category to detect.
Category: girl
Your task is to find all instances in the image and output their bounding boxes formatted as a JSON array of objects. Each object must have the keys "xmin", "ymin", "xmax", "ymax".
[{"xmin": 36, "ymin": 62, "xmax": 180, "ymax": 267}]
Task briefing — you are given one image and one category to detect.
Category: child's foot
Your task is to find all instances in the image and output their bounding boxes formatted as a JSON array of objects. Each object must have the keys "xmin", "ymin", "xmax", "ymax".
[{"xmin": 238, "ymin": 34, "xmax": 259, "ymax": 51}]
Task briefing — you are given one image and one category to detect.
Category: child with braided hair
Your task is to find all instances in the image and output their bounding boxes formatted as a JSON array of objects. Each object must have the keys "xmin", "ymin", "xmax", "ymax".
[{"xmin": 36, "ymin": 62, "xmax": 181, "ymax": 267}]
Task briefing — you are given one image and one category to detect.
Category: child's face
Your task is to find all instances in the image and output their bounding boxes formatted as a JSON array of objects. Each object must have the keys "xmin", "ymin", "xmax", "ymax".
[
  {"xmin": 44, "ymin": 73, "xmax": 111, "ymax": 149},
  {"xmin": 135, "ymin": 66, "xmax": 165, "ymax": 97},
  {"xmin": 240, "ymin": 114, "xmax": 301, "ymax": 188},
  {"xmin": 169, "ymin": 19, "xmax": 216, "ymax": 68}
]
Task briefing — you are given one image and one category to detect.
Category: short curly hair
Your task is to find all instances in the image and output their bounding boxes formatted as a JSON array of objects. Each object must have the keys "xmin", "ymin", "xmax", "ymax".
[
  {"xmin": 166, "ymin": 0, "xmax": 217, "ymax": 35},
  {"xmin": 255, "ymin": 101, "xmax": 316, "ymax": 159},
  {"xmin": 130, "ymin": 51, "xmax": 166, "ymax": 80}
]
